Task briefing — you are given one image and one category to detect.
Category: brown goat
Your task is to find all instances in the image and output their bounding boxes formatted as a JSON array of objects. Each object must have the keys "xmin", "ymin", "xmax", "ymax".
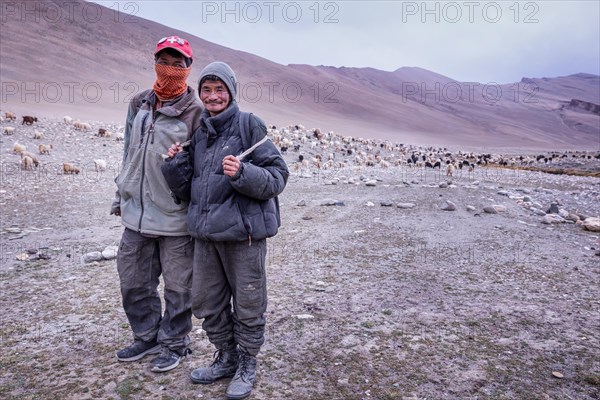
[{"xmin": 22, "ymin": 116, "xmax": 38, "ymax": 125}]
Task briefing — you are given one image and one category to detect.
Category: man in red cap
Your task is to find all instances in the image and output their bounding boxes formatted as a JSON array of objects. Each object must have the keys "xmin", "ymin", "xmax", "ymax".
[{"xmin": 111, "ymin": 35, "xmax": 202, "ymax": 372}]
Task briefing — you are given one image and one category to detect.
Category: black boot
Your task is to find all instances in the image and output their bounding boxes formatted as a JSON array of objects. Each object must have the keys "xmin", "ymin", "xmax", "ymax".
[
  {"xmin": 190, "ymin": 345, "xmax": 239, "ymax": 384},
  {"xmin": 226, "ymin": 351, "xmax": 257, "ymax": 400}
]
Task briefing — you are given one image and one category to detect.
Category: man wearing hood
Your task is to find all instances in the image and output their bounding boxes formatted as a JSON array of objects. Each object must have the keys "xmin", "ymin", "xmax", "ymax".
[
  {"xmin": 111, "ymin": 35, "xmax": 202, "ymax": 373},
  {"xmin": 163, "ymin": 61, "xmax": 288, "ymax": 399}
]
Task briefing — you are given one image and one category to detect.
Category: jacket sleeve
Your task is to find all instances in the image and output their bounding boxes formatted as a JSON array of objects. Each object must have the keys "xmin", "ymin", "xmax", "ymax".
[
  {"xmin": 111, "ymin": 96, "xmax": 140, "ymax": 211},
  {"xmin": 159, "ymin": 125, "xmax": 200, "ymax": 202},
  {"xmin": 160, "ymin": 151, "xmax": 194, "ymax": 202},
  {"xmin": 229, "ymin": 115, "xmax": 289, "ymax": 200}
]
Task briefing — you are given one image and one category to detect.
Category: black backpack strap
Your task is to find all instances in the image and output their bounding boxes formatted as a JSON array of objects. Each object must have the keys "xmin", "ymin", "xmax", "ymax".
[{"xmin": 238, "ymin": 111, "xmax": 253, "ymax": 151}]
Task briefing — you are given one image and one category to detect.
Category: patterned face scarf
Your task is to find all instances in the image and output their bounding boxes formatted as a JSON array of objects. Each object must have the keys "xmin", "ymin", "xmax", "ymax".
[{"xmin": 153, "ymin": 64, "xmax": 191, "ymax": 101}]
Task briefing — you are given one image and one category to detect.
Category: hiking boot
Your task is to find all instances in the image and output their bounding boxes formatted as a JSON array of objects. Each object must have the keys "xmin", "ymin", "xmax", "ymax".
[
  {"xmin": 190, "ymin": 346, "xmax": 239, "ymax": 384},
  {"xmin": 150, "ymin": 347, "xmax": 192, "ymax": 373},
  {"xmin": 226, "ymin": 352, "xmax": 257, "ymax": 400},
  {"xmin": 116, "ymin": 340, "xmax": 160, "ymax": 362}
]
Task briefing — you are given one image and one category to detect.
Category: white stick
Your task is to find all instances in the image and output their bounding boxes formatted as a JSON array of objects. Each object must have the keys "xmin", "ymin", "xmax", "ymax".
[{"xmin": 236, "ymin": 136, "xmax": 270, "ymax": 161}]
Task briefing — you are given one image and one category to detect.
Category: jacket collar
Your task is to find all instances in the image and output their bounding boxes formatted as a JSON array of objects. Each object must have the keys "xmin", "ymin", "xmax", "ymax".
[
  {"xmin": 143, "ymin": 87, "xmax": 196, "ymax": 117},
  {"xmin": 200, "ymin": 102, "xmax": 239, "ymax": 144}
]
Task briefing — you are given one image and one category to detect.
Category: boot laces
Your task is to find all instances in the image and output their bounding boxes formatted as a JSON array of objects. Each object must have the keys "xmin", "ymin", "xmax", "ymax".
[
  {"xmin": 211, "ymin": 349, "xmax": 225, "ymax": 366},
  {"xmin": 237, "ymin": 353, "xmax": 251, "ymax": 381}
]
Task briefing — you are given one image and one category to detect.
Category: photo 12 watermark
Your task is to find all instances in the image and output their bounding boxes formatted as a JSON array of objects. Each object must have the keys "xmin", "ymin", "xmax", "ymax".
[
  {"xmin": 400, "ymin": 1, "xmax": 540, "ymax": 24},
  {"xmin": 0, "ymin": 1, "xmax": 139, "ymax": 24},
  {"xmin": 1, "ymin": 81, "xmax": 140, "ymax": 105},
  {"xmin": 401, "ymin": 81, "xmax": 539, "ymax": 105},
  {"xmin": 198, "ymin": 1, "xmax": 340, "ymax": 24},
  {"xmin": 0, "ymin": 80, "xmax": 340, "ymax": 106}
]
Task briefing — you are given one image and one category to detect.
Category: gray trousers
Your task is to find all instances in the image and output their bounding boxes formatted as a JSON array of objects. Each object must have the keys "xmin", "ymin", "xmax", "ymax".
[
  {"xmin": 117, "ymin": 228, "xmax": 193, "ymax": 352},
  {"xmin": 192, "ymin": 239, "xmax": 268, "ymax": 356}
]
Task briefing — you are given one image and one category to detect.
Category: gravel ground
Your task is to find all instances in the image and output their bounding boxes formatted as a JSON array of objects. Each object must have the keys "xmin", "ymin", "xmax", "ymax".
[{"xmin": 1, "ymin": 118, "xmax": 599, "ymax": 400}]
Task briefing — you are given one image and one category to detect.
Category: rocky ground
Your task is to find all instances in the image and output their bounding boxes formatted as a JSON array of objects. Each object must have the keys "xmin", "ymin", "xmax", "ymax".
[{"xmin": 0, "ymin": 117, "xmax": 599, "ymax": 400}]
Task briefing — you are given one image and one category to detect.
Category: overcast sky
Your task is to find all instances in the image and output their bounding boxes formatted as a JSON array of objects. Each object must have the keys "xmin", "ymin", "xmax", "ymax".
[{"xmin": 92, "ymin": 1, "xmax": 600, "ymax": 84}]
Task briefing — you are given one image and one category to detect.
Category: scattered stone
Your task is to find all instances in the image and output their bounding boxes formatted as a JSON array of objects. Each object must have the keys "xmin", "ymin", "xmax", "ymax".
[
  {"xmin": 36, "ymin": 252, "xmax": 52, "ymax": 260},
  {"xmin": 16, "ymin": 253, "xmax": 29, "ymax": 261},
  {"xmin": 294, "ymin": 314, "xmax": 314, "ymax": 320},
  {"xmin": 365, "ymin": 180, "xmax": 377, "ymax": 187},
  {"xmin": 497, "ymin": 190, "xmax": 509, "ymax": 196},
  {"xmin": 530, "ymin": 207, "xmax": 546, "ymax": 216},
  {"xmin": 558, "ymin": 209, "xmax": 569, "ymax": 218},
  {"xmin": 466, "ymin": 205, "xmax": 476, "ymax": 212},
  {"xmin": 102, "ymin": 246, "xmax": 119, "ymax": 260},
  {"xmin": 365, "ymin": 201, "xmax": 375, "ymax": 207},
  {"xmin": 396, "ymin": 203, "xmax": 416, "ymax": 209},
  {"xmin": 493, "ymin": 205, "xmax": 507, "ymax": 213},
  {"xmin": 552, "ymin": 371, "xmax": 564, "ymax": 379},
  {"xmin": 523, "ymin": 196, "xmax": 532, "ymax": 202},
  {"xmin": 320, "ymin": 199, "xmax": 344, "ymax": 206},
  {"xmin": 438, "ymin": 182, "xmax": 448, "ymax": 188},
  {"xmin": 297, "ymin": 200, "xmax": 306, "ymax": 207},
  {"xmin": 302, "ymin": 216, "xmax": 313, "ymax": 220},
  {"xmin": 547, "ymin": 203, "xmax": 559, "ymax": 214},
  {"xmin": 380, "ymin": 201, "xmax": 393, "ymax": 207},
  {"xmin": 582, "ymin": 217, "xmax": 600, "ymax": 232},
  {"xmin": 440, "ymin": 200, "xmax": 456, "ymax": 211},
  {"xmin": 81, "ymin": 251, "xmax": 103, "ymax": 264},
  {"xmin": 483, "ymin": 206, "xmax": 498, "ymax": 214},
  {"xmin": 559, "ymin": 213, "xmax": 579, "ymax": 222},
  {"xmin": 542, "ymin": 214, "xmax": 565, "ymax": 224},
  {"xmin": 411, "ymin": 179, "xmax": 420, "ymax": 184},
  {"xmin": 517, "ymin": 220, "xmax": 536, "ymax": 227}
]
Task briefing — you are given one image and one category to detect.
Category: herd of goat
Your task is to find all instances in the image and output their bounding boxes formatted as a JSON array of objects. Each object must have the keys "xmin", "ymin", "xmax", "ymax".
[{"xmin": 2, "ymin": 112, "xmax": 599, "ymax": 178}]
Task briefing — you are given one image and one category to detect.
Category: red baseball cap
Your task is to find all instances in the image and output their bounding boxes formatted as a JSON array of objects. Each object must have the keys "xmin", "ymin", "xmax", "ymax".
[{"xmin": 155, "ymin": 36, "xmax": 193, "ymax": 59}]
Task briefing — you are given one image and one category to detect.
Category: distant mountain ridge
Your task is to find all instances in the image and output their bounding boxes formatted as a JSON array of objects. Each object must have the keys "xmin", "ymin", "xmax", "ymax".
[{"xmin": 0, "ymin": 0, "xmax": 598, "ymax": 149}]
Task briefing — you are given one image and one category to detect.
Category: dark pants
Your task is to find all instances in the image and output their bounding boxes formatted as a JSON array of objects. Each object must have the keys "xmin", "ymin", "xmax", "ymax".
[
  {"xmin": 192, "ymin": 239, "xmax": 268, "ymax": 356},
  {"xmin": 117, "ymin": 228, "xmax": 193, "ymax": 352}
]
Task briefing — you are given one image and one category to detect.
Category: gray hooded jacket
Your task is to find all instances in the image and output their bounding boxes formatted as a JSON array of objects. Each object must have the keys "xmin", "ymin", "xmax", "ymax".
[{"xmin": 115, "ymin": 87, "xmax": 203, "ymax": 236}]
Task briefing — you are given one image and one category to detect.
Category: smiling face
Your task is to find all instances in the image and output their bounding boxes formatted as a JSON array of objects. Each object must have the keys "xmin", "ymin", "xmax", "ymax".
[{"xmin": 200, "ymin": 79, "xmax": 231, "ymax": 116}]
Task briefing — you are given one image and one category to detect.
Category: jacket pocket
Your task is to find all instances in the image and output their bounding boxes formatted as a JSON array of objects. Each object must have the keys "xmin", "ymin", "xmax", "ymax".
[{"xmin": 235, "ymin": 201, "xmax": 253, "ymax": 236}]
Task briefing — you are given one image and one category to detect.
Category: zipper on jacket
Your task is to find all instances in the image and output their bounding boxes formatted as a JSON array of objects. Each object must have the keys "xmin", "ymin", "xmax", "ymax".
[
  {"xmin": 202, "ymin": 139, "xmax": 218, "ymax": 235},
  {"xmin": 137, "ymin": 113, "xmax": 154, "ymax": 232},
  {"xmin": 139, "ymin": 114, "xmax": 149, "ymax": 148}
]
